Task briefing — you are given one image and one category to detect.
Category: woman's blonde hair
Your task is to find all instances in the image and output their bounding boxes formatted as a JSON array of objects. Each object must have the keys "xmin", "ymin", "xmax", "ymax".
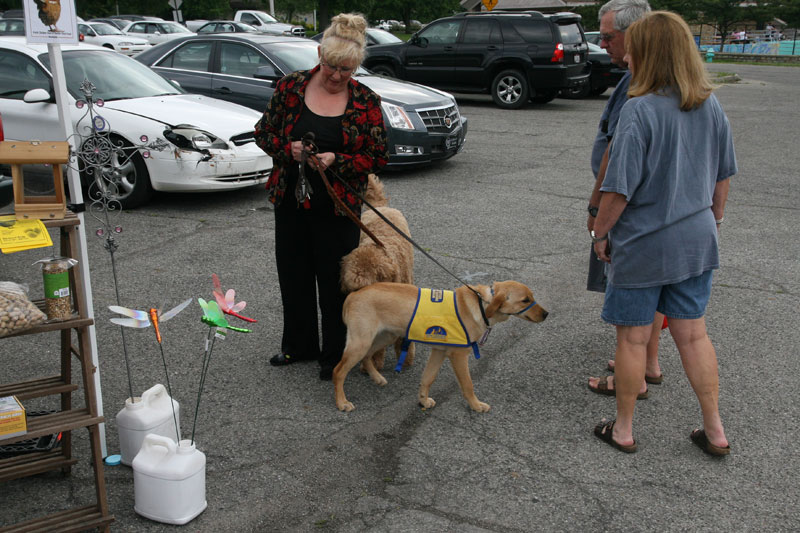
[
  {"xmin": 320, "ymin": 13, "xmax": 367, "ymax": 68},
  {"xmin": 626, "ymin": 11, "xmax": 714, "ymax": 111}
]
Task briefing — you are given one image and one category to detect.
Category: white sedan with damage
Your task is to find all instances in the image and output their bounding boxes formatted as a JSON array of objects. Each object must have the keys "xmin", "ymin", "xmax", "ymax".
[{"xmin": 0, "ymin": 38, "xmax": 271, "ymax": 208}]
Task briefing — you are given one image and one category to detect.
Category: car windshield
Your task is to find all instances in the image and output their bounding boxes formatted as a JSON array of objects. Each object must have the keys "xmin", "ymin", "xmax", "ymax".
[
  {"xmin": 267, "ymin": 41, "xmax": 369, "ymax": 75},
  {"xmin": 91, "ymin": 23, "xmax": 124, "ymax": 36},
  {"xmin": 368, "ymin": 29, "xmax": 401, "ymax": 44},
  {"xmin": 161, "ymin": 23, "xmax": 193, "ymax": 34},
  {"xmin": 238, "ymin": 23, "xmax": 258, "ymax": 32},
  {"xmin": 39, "ymin": 49, "xmax": 182, "ymax": 101},
  {"xmin": 254, "ymin": 12, "xmax": 278, "ymax": 24}
]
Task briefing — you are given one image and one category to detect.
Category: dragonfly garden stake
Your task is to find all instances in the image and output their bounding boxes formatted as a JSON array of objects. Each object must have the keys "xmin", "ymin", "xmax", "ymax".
[
  {"xmin": 212, "ymin": 273, "xmax": 257, "ymax": 323},
  {"xmin": 109, "ymin": 298, "xmax": 193, "ymax": 442},
  {"xmin": 191, "ymin": 297, "xmax": 252, "ymax": 445}
]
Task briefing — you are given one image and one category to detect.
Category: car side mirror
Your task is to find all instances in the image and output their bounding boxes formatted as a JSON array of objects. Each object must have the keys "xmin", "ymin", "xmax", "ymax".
[
  {"xmin": 169, "ymin": 79, "xmax": 182, "ymax": 89},
  {"xmin": 411, "ymin": 35, "xmax": 427, "ymax": 48},
  {"xmin": 23, "ymin": 88, "xmax": 52, "ymax": 103},
  {"xmin": 254, "ymin": 65, "xmax": 279, "ymax": 80}
]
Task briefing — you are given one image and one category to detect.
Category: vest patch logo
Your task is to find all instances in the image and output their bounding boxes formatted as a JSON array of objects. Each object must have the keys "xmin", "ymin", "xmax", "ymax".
[
  {"xmin": 424, "ymin": 325, "xmax": 448, "ymax": 341},
  {"xmin": 430, "ymin": 289, "xmax": 444, "ymax": 303}
]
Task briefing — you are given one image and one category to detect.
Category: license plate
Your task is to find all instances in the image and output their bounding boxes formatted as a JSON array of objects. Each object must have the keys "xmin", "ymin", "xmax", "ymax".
[
  {"xmin": 574, "ymin": 54, "xmax": 581, "ymax": 63},
  {"xmin": 445, "ymin": 136, "xmax": 458, "ymax": 150}
]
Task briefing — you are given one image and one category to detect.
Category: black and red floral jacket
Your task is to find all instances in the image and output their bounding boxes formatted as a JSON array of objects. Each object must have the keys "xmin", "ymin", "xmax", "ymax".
[{"xmin": 253, "ymin": 66, "xmax": 388, "ymax": 214}]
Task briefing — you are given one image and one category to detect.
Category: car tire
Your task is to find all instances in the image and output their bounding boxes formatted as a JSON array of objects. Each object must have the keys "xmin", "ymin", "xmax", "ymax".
[
  {"xmin": 370, "ymin": 63, "xmax": 396, "ymax": 78},
  {"xmin": 84, "ymin": 135, "xmax": 153, "ymax": 209},
  {"xmin": 530, "ymin": 89, "xmax": 558, "ymax": 104},
  {"xmin": 491, "ymin": 70, "xmax": 529, "ymax": 109}
]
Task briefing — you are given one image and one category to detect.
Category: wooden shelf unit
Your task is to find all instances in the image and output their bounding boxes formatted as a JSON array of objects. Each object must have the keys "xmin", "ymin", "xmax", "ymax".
[{"xmin": 0, "ymin": 212, "xmax": 113, "ymax": 532}]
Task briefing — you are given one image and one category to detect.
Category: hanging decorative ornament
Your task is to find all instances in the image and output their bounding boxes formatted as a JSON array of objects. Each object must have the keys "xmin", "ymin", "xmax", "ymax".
[{"xmin": 93, "ymin": 115, "xmax": 107, "ymax": 132}]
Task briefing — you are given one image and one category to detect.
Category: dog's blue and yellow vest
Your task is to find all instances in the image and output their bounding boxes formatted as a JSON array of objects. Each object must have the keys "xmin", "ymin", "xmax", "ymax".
[{"xmin": 397, "ymin": 288, "xmax": 480, "ymax": 372}]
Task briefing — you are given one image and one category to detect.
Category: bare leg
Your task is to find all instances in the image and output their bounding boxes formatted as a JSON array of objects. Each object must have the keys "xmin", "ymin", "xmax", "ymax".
[
  {"xmin": 610, "ymin": 324, "xmax": 651, "ymax": 445},
  {"xmin": 606, "ymin": 311, "xmax": 664, "ymax": 390},
  {"xmin": 418, "ymin": 349, "xmax": 446, "ymax": 409},
  {"xmin": 668, "ymin": 317, "xmax": 728, "ymax": 448}
]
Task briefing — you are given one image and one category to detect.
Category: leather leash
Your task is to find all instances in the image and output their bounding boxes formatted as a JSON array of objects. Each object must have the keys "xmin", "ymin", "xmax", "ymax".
[
  {"xmin": 299, "ymin": 133, "xmax": 491, "ymax": 327},
  {"xmin": 300, "ymin": 133, "xmax": 384, "ymax": 248}
]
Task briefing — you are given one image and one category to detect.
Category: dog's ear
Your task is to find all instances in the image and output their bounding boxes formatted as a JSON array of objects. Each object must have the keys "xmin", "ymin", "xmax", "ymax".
[{"xmin": 484, "ymin": 290, "xmax": 506, "ymax": 318}]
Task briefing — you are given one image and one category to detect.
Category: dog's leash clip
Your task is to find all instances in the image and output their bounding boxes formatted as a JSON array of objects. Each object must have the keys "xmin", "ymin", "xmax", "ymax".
[{"xmin": 478, "ymin": 327, "xmax": 491, "ymax": 347}]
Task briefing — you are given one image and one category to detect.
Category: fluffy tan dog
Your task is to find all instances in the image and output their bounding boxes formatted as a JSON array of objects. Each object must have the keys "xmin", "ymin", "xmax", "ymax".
[
  {"xmin": 333, "ymin": 281, "xmax": 548, "ymax": 412},
  {"xmin": 340, "ymin": 174, "xmax": 415, "ymax": 370}
]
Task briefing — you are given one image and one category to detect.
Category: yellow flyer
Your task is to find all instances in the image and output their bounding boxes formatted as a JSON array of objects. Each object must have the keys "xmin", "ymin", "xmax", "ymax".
[{"xmin": 0, "ymin": 215, "xmax": 53, "ymax": 253}]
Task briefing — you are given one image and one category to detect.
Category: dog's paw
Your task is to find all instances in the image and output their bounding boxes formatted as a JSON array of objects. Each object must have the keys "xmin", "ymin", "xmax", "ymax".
[
  {"xmin": 419, "ymin": 397, "xmax": 436, "ymax": 410},
  {"xmin": 371, "ymin": 374, "xmax": 388, "ymax": 386},
  {"xmin": 337, "ymin": 401, "xmax": 355, "ymax": 412},
  {"xmin": 470, "ymin": 401, "xmax": 491, "ymax": 412}
]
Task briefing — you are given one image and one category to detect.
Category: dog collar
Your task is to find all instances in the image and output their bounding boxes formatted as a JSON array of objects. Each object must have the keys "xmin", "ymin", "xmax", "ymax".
[
  {"xmin": 512, "ymin": 300, "xmax": 537, "ymax": 315},
  {"xmin": 476, "ymin": 287, "xmax": 492, "ymax": 328}
]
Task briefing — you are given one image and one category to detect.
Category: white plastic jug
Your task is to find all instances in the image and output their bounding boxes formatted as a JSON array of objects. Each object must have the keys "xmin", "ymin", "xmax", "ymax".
[
  {"xmin": 116, "ymin": 383, "xmax": 181, "ymax": 466},
  {"xmin": 132, "ymin": 434, "xmax": 207, "ymax": 525}
]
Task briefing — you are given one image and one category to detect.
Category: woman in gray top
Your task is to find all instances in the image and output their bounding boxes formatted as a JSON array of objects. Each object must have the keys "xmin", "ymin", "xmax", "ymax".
[{"xmin": 591, "ymin": 11, "xmax": 736, "ymax": 455}]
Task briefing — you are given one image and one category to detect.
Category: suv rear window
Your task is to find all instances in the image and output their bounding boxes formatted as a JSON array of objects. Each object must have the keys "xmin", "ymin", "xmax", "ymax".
[
  {"xmin": 558, "ymin": 23, "xmax": 584, "ymax": 44},
  {"xmin": 509, "ymin": 19, "xmax": 552, "ymax": 43}
]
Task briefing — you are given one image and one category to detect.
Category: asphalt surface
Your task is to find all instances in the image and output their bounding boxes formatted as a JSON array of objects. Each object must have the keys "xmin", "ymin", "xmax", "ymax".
[{"xmin": 1, "ymin": 62, "xmax": 798, "ymax": 532}]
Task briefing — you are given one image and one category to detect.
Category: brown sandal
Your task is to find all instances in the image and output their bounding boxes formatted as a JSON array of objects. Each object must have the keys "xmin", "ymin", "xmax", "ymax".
[
  {"xmin": 588, "ymin": 376, "xmax": 648, "ymax": 399},
  {"xmin": 691, "ymin": 429, "xmax": 730, "ymax": 456},
  {"xmin": 594, "ymin": 419, "xmax": 637, "ymax": 453}
]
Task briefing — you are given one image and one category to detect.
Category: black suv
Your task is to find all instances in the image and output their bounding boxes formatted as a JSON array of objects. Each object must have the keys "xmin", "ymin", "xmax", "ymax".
[{"xmin": 363, "ymin": 11, "xmax": 590, "ymax": 109}]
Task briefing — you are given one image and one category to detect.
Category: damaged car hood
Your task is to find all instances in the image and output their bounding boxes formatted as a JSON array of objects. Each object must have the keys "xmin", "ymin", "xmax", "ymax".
[{"xmin": 103, "ymin": 94, "xmax": 262, "ymax": 138}]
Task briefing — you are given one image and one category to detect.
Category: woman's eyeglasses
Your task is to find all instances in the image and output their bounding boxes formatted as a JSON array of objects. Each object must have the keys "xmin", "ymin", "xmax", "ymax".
[{"xmin": 320, "ymin": 60, "xmax": 354, "ymax": 75}]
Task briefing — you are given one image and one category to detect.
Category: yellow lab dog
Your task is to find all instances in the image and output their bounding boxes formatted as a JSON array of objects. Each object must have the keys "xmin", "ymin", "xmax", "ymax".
[{"xmin": 333, "ymin": 281, "xmax": 548, "ymax": 412}]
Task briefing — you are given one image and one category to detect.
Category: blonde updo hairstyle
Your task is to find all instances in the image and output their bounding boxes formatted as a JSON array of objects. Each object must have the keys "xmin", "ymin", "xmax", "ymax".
[{"xmin": 319, "ymin": 13, "xmax": 368, "ymax": 69}]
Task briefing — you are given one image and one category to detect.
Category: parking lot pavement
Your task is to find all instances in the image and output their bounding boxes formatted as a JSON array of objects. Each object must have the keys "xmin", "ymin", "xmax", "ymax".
[{"xmin": 2, "ymin": 63, "xmax": 799, "ymax": 531}]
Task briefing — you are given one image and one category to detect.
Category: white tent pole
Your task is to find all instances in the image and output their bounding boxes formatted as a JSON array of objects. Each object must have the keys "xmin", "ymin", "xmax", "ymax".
[{"xmin": 47, "ymin": 43, "xmax": 107, "ymax": 457}]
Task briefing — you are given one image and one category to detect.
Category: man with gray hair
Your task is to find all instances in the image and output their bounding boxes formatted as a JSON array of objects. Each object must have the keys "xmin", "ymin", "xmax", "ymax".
[{"xmin": 586, "ymin": 0, "xmax": 661, "ymax": 399}]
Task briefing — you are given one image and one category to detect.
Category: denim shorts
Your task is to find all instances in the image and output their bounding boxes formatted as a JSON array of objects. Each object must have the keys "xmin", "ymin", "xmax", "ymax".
[{"xmin": 601, "ymin": 270, "xmax": 714, "ymax": 326}]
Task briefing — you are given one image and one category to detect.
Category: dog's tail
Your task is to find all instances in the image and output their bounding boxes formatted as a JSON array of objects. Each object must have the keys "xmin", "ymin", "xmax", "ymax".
[{"xmin": 364, "ymin": 174, "xmax": 388, "ymax": 207}]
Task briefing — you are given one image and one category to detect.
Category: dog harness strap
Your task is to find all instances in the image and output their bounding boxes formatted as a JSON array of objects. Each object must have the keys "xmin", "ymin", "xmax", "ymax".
[
  {"xmin": 472, "ymin": 342, "xmax": 481, "ymax": 359},
  {"xmin": 395, "ymin": 339, "xmax": 412, "ymax": 373}
]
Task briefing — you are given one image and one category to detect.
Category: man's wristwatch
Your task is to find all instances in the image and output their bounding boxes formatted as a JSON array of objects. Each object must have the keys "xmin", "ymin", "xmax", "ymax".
[
  {"xmin": 591, "ymin": 230, "xmax": 608, "ymax": 243},
  {"xmin": 587, "ymin": 205, "xmax": 599, "ymax": 217}
]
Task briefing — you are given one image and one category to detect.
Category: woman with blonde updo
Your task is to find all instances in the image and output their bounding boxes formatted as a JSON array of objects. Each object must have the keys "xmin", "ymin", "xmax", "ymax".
[{"xmin": 254, "ymin": 13, "xmax": 388, "ymax": 381}]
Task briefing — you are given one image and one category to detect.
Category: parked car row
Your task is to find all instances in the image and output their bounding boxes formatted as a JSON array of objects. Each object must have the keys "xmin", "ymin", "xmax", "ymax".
[
  {"xmin": 363, "ymin": 10, "xmax": 591, "ymax": 109},
  {"xmin": 135, "ymin": 35, "xmax": 467, "ymax": 169},
  {"xmin": 77, "ymin": 21, "xmax": 151, "ymax": 56}
]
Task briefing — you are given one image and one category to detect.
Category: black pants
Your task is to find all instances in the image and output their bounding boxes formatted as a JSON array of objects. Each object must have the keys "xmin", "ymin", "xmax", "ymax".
[{"xmin": 274, "ymin": 197, "xmax": 360, "ymax": 370}]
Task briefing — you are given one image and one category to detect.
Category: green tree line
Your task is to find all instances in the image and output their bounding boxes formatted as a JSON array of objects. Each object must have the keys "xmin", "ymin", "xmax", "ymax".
[{"xmin": 1, "ymin": 0, "xmax": 797, "ymax": 38}]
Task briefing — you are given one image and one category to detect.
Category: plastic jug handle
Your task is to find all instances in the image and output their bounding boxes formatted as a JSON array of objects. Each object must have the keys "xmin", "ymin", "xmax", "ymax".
[
  {"xmin": 141, "ymin": 433, "xmax": 177, "ymax": 455},
  {"xmin": 141, "ymin": 383, "xmax": 167, "ymax": 406}
]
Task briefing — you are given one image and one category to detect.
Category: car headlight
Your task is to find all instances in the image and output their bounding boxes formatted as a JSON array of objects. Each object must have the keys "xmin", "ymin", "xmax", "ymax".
[
  {"xmin": 164, "ymin": 125, "xmax": 229, "ymax": 151},
  {"xmin": 118, "ymin": 41, "xmax": 133, "ymax": 46},
  {"xmin": 381, "ymin": 102, "xmax": 414, "ymax": 130}
]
